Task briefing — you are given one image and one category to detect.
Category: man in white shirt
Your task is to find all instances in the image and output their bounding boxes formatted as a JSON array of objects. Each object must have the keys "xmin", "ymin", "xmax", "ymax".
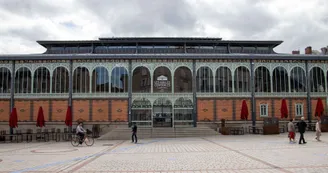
[{"xmin": 76, "ymin": 123, "xmax": 86, "ymax": 144}]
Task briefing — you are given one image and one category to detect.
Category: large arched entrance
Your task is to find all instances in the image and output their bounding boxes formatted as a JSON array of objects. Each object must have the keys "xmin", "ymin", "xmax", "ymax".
[{"xmin": 153, "ymin": 98, "xmax": 173, "ymax": 127}]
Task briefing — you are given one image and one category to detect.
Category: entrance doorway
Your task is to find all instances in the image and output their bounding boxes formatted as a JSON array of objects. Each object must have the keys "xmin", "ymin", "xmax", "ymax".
[{"xmin": 153, "ymin": 98, "xmax": 172, "ymax": 127}]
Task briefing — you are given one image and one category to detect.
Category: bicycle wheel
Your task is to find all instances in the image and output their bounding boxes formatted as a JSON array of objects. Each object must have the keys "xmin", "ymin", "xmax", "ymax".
[
  {"xmin": 84, "ymin": 136, "xmax": 94, "ymax": 146},
  {"xmin": 71, "ymin": 135, "xmax": 80, "ymax": 147}
]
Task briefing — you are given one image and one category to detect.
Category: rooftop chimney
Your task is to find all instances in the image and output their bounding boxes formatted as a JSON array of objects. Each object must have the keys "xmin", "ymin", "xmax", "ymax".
[
  {"xmin": 305, "ymin": 46, "xmax": 312, "ymax": 54},
  {"xmin": 292, "ymin": 50, "xmax": 300, "ymax": 54}
]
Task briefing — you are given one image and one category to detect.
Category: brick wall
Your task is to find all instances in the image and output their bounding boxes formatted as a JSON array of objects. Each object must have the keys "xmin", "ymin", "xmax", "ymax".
[
  {"xmin": 197, "ymin": 99, "xmax": 214, "ymax": 121},
  {"xmin": 111, "ymin": 99, "xmax": 128, "ymax": 121},
  {"xmin": 0, "ymin": 100, "xmax": 10, "ymax": 121},
  {"xmin": 15, "ymin": 100, "xmax": 31, "ymax": 121},
  {"xmin": 92, "ymin": 100, "xmax": 109, "ymax": 121},
  {"xmin": 216, "ymin": 99, "xmax": 233, "ymax": 120},
  {"xmin": 311, "ymin": 98, "xmax": 326, "ymax": 120},
  {"xmin": 52, "ymin": 100, "xmax": 68, "ymax": 121},
  {"xmin": 73, "ymin": 100, "xmax": 89, "ymax": 121}
]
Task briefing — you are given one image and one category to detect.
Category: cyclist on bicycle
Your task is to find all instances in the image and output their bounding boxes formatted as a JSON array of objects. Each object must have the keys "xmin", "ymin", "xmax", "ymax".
[{"xmin": 76, "ymin": 123, "xmax": 86, "ymax": 144}]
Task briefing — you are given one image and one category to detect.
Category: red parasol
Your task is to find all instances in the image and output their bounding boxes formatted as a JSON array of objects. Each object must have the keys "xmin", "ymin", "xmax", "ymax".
[
  {"xmin": 9, "ymin": 108, "xmax": 18, "ymax": 128},
  {"xmin": 280, "ymin": 99, "xmax": 288, "ymax": 119},
  {"xmin": 240, "ymin": 100, "xmax": 249, "ymax": 120},
  {"xmin": 36, "ymin": 106, "xmax": 45, "ymax": 127},
  {"xmin": 315, "ymin": 98, "xmax": 324, "ymax": 118},
  {"xmin": 65, "ymin": 106, "xmax": 72, "ymax": 127}
]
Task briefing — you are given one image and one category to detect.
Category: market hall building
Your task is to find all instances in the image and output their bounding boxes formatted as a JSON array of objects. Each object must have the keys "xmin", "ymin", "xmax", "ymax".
[{"xmin": 0, "ymin": 37, "xmax": 327, "ymax": 130}]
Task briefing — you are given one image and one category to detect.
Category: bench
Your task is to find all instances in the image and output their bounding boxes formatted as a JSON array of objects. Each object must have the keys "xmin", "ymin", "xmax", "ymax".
[
  {"xmin": 229, "ymin": 127, "xmax": 244, "ymax": 135},
  {"xmin": 249, "ymin": 126, "xmax": 263, "ymax": 134}
]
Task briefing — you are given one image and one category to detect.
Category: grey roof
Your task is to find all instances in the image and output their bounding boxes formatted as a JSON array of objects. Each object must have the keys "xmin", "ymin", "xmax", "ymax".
[
  {"xmin": 0, "ymin": 53, "xmax": 328, "ymax": 61},
  {"xmin": 36, "ymin": 37, "xmax": 283, "ymax": 48}
]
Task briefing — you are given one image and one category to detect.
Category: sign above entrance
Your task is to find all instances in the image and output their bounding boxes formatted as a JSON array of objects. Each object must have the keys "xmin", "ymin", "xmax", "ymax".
[{"xmin": 154, "ymin": 75, "xmax": 171, "ymax": 89}]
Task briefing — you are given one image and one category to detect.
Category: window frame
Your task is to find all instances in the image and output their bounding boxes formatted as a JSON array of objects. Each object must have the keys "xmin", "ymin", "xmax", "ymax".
[
  {"xmin": 295, "ymin": 103, "xmax": 304, "ymax": 117},
  {"xmin": 260, "ymin": 104, "xmax": 269, "ymax": 117}
]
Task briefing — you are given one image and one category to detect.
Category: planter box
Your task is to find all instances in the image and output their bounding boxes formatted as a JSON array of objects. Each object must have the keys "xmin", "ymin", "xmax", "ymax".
[
  {"xmin": 321, "ymin": 124, "xmax": 328, "ymax": 132},
  {"xmin": 219, "ymin": 127, "xmax": 230, "ymax": 135},
  {"xmin": 263, "ymin": 125, "xmax": 279, "ymax": 135}
]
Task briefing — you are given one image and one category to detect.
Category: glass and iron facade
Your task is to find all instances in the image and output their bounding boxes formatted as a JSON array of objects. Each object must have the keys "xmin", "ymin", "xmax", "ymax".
[{"xmin": 0, "ymin": 37, "xmax": 327, "ymax": 128}]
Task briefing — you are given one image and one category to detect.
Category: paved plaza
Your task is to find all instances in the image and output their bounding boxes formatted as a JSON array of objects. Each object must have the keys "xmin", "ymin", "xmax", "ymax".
[{"xmin": 0, "ymin": 132, "xmax": 328, "ymax": 173}]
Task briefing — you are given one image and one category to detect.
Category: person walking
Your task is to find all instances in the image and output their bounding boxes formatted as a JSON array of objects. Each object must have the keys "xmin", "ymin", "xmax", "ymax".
[
  {"xmin": 315, "ymin": 120, "xmax": 321, "ymax": 141},
  {"xmin": 297, "ymin": 117, "xmax": 307, "ymax": 144},
  {"xmin": 288, "ymin": 119, "xmax": 296, "ymax": 143},
  {"xmin": 131, "ymin": 123, "xmax": 138, "ymax": 144}
]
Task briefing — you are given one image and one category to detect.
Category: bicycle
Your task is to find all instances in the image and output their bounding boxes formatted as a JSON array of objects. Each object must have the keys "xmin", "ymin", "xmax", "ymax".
[{"xmin": 71, "ymin": 133, "xmax": 94, "ymax": 147}]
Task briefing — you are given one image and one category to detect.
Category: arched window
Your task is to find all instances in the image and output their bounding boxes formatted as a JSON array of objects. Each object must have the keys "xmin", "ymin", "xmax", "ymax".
[
  {"xmin": 132, "ymin": 66, "xmax": 151, "ymax": 93},
  {"xmin": 153, "ymin": 66, "xmax": 172, "ymax": 93},
  {"xmin": 273, "ymin": 66, "xmax": 289, "ymax": 92},
  {"xmin": 33, "ymin": 67, "xmax": 50, "ymax": 93},
  {"xmin": 234, "ymin": 66, "xmax": 250, "ymax": 92},
  {"xmin": 290, "ymin": 67, "xmax": 306, "ymax": 92},
  {"xmin": 111, "ymin": 67, "xmax": 128, "ymax": 93},
  {"xmin": 92, "ymin": 67, "xmax": 109, "ymax": 93},
  {"xmin": 310, "ymin": 67, "xmax": 325, "ymax": 92},
  {"xmin": 255, "ymin": 66, "xmax": 271, "ymax": 92},
  {"xmin": 196, "ymin": 67, "xmax": 213, "ymax": 92},
  {"xmin": 174, "ymin": 97, "xmax": 193, "ymax": 127},
  {"xmin": 0, "ymin": 67, "xmax": 11, "ymax": 93},
  {"xmin": 131, "ymin": 98, "xmax": 152, "ymax": 127},
  {"xmin": 174, "ymin": 67, "xmax": 192, "ymax": 93},
  {"xmin": 215, "ymin": 67, "xmax": 232, "ymax": 92},
  {"xmin": 52, "ymin": 67, "xmax": 69, "ymax": 93},
  {"xmin": 73, "ymin": 67, "xmax": 89, "ymax": 93},
  {"xmin": 15, "ymin": 67, "xmax": 31, "ymax": 93}
]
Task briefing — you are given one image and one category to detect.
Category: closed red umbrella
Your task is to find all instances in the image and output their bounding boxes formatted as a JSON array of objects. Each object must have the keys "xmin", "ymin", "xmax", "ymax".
[
  {"xmin": 315, "ymin": 98, "xmax": 324, "ymax": 118},
  {"xmin": 36, "ymin": 106, "xmax": 45, "ymax": 127},
  {"xmin": 9, "ymin": 108, "xmax": 18, "ymax": 128},
  {"xmin": 65, "ymin": 106, "xmax": 72, "ymax": 127},
  {"xmin": 240, "ymin": 100, "xmax": 249, "ymax": 120},
  {"xmin": 280, "ymin": 99, "xmax": 288, "ymax": 119}
]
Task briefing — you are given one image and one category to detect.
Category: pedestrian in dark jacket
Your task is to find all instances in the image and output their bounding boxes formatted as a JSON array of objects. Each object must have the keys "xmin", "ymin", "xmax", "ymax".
[
  {"xmin": 131, "ymin": 123, "xmax": 138, "ymax": 144},
  {"xmin": 297, "ymin": 117, "xmax": 307, "ymax": 144}
]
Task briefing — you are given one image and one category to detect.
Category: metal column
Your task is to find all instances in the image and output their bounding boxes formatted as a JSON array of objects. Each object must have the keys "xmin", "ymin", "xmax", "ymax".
[
  {"xmin": 250, "ymin": 60, "xmax": 256, "ymax": 127},
  {"xmin": 305, "ymin": 61, "xmax": 312, "ymax": 122},
  {"xmin": 10, "ymin": 61, "xmax": 15, "ymax": 135},
  {"xmin": 68, "ymin": 60, "xmax": 73, "ymax": 119},
  {"xmin": 192, "ymin": 60, "xmax": 197, "ymax": 127},
  {"xmin": 128, "ymin": 60, "xmax": 132, "ymax": 126}
]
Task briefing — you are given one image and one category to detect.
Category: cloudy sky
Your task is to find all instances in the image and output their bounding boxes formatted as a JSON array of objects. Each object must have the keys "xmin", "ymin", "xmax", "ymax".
[{"xmin": 0, "ymin": 0, "xmax": 327, "ymax": 54}]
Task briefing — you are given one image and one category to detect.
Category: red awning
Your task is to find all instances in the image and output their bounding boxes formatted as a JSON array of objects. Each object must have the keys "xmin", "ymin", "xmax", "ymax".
[
  {"xmin": 9, "ymin": 108, "xmax": 18, "ymax": 128},
  {"xmin": 65, "ymin": 106, "xmax": 72, "ymax": 127},
  {"xmin": 240, "ymin": 100, "xmax": 249, "ymax": 120},
  {"xmin": 280, "ymin": 99, "xmax": 288, "ymax": 119},
  {"xmin": 315, "ymin": 98, "xmax": 324, "ymax": 118},
  {"xmin": 36, "ymin": 106, "xmax": 45, "ymax": 127}
]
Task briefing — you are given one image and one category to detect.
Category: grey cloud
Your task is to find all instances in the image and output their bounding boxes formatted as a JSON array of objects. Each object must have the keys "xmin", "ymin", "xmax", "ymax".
[
  {"xmin": 0, "ymin": 0, "xmax": 63, "ymax": 17},
  {"xmin": 80, "ymin": 0, "xmax": 198, "ymax": 36},
  {"xmin": 1, "ymin": 26, "xmax": 50, "ymax": 42}
]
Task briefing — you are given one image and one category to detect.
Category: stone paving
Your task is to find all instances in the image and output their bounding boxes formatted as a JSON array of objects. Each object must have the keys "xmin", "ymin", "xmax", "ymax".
[{"xmin": 0, "ymin": 132, "xmax": 328, "ymax": 173}]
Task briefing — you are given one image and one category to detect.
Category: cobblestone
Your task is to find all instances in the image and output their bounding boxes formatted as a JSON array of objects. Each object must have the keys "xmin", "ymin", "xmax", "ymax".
[{"xmin": 0, "ymin": 132, "xmax": 327, "ymax": 173}]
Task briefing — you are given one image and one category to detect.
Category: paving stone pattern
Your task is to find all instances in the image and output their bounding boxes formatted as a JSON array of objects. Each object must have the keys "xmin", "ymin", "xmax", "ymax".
[{"xmin": 0, "ymin": 132, "xmax": 327, "ymax": 173}]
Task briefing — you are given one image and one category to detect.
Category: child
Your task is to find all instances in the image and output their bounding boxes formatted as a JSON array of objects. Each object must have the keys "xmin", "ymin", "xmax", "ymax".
[
  {"xmin": 288, "ymin": 119, "xmax": 296, "ymax": 143},
  {"xmin": 315, "ymin": 120, "xmax": 321, "ymax": 141}
]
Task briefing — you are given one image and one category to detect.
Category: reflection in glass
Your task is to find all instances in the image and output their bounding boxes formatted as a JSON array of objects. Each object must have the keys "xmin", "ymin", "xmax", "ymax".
[
  {"xmin": 92, "ymin": 67, "xmax": 109, "ymax": 93},
  {"xmin": 215, "ymin": 67, "xmax": 232, "ymax": 92},
  {"xmin": 174, "ymin": 67, "xmax": 192, "ymax": 93},
  {"xmin": 15, "ymin": 67, "xmax": 31, "ymax": 93},
  {"xmin": 255, "ymin": 66, "xmax": 271, "ymax": 92},
  {"xmin": 310, "ymin": 67, "xmax": 325, "ymax": 92},
  {"xmin": 197, "ymin": 67, "xmax": 213, "ymax": 92},
  {"xmin": 290, "ymin": 67, "xmax": 306, "ymax": 92},
  {"xmin": 132, "ymin": 66, "xmax": 151, "ymax": 92},
  {"xmin": 273, "ymin": 66, "xmax": 289, "ymax": 92},
  {"xmin": 52, "ymin": 67, "xmax": 69, "ymax": 93},
  {"xmin": 33, "ymin": 67, "xmax": 50, "ymax": 93},
  {"xmin": 0, "ymin": 67, "xmax": 11, "ymax": 93},
  {"xmin": 73, "ymin": 67, "xmax": 90, "ymax": 93},
  {"xmin": 111, "ymin": 67, "xmax": 128, "ymax": 93},
  {"xmin": 234, "ymin": 66, "xmax": 250, "ymax": 92}
]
